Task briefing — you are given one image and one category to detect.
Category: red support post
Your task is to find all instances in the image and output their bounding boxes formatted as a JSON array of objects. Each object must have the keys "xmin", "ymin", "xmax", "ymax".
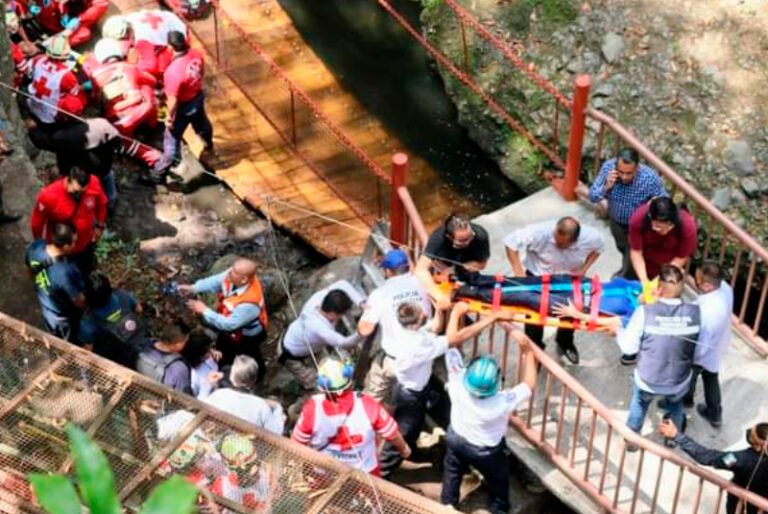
[
  {"xmin": 563, "ymin": 74, "xmax": 591, "ymax": 201},
  {"xmin": 390, "ymin": 153, "xmax": 408, "ymax": 246}
]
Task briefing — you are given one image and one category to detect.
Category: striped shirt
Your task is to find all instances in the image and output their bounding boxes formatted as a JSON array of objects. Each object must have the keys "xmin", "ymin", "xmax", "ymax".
[{"xmin": 588, "ymin": 158, "xmax": 667, "ymax": 225}]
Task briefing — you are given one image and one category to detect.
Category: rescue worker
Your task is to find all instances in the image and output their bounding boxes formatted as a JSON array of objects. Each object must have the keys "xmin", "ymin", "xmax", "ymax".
[
  {"xmin": 659, "ymin": 420, "xmax": 768, "ymax": 514},
  {"xmin": 152, "ymin": 30, "xmax": 214, "ymax": 182},
  {"xmin": 441, "ymin": 323, "xmax": 538, "ymax": 514},
  {"xmin": 279, "ymin": 280, "xmax": 366, "ymax": 391},
  {"xmin": 358, "ymin": 249, "xmax": 431, "ymax": 403},
  {"xmin": 30, "ymin": 166, "xmax": 107, "ymax": 276},
  {"xmin": 90, "ymin": 38, "xmax": 158, "ymax": 136},
  {"xmin": 101, "ymin": 10, "xmax": 187, "ymax": 80},
  {"xmin": 178, "ymin": 258, "xmax": 269, "ymax": 378},
  {"xmin": 25, "ymin": 0, "xmax": 108, "ymax": 47},
  {"xmin": 618, "ymin": 264, "xmax": 699, "ymax": 445},
  {"xmin": 80, "ymin": 271, "xmax": 146, "ymax": 368},
  {"xmin": 291, "ymin": 354, "xmax": 411, "ymax": 476},
  {"xmin": 378, "ymin": 302, "xmax": 514, "ymax": 477},
  {"xmin": 25, "ymin": 34, "xmax": 87, "ymax": 131},
  {"xmin": 136, "ymin": 321, "xmax": 192, "ymax": 394},
  {"xmin": 25, "ymin": 222, "xmax": 86, "ymax": 341},
  {"xmin": 415, "ymin": 212, "xmax": 491, "ymax": 310}
]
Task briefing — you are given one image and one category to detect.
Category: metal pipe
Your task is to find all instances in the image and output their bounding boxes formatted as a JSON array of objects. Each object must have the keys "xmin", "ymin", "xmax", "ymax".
[
  {"xmin": 562, "ymin": 75, "xmax": 591, "ymax": 201},
  {"xmin": 389, "ymin": 154, "xmax": 408, "ymax": 246}
]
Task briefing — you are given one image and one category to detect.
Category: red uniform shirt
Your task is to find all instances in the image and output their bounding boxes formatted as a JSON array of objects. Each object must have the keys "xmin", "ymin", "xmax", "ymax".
[
  {"xmin": 26, "ymin": 55, "xmax": 87, "ymax": 123},
  {"xmin": 90, "ymin": 61, "xmax": 157, "ymax": 128},
  {"xmin": 628, "ymin": 202, "xmax": 698, "ymax": 279},
  {"xmin": 163, "ymin": 48, "xmax": 205, "ymax": 103},
  {"xmin": 30, "ymin": 176, "xmax": 107, "ymax": 255}
]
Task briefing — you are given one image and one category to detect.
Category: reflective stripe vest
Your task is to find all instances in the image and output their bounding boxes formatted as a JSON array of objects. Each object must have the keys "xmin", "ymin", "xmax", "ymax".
[
  {"xmin": 90, "ymin": 61, "xmax": 153, "ymax": 122},
  {"xmin": 637, "ymin": 302, "xmax": 700, "ymax": 387},
  {"xmin": 217, "ymin": 276, "xmax": 268, "ymax": 340},
  {"xmin": 308, "ymin": 393, "xmax": 378, "ymax": 472}
]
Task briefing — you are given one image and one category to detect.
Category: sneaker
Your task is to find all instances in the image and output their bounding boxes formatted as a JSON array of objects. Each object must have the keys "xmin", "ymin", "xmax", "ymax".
[
  {"xmin": 625, "ymin": 441, "xmax": 640, "ymax": 453},
  {"xmin": 683, "ymin": 396, "xmax": 694, "ymax": 408},
  {"xmin": 620, "ymin": 353, "xmax": 638, "ymax": 365},
  {"xmin": 696, "ymin": 403, "xmax": 722, "ymax": 428},
  {"xmin": 664, "ymin": 438, "xmax": 677, "ymax": 448}
]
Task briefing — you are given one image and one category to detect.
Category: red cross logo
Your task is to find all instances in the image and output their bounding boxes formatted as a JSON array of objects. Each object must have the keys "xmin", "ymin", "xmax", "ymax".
[
  {"xmin": 141, "ymin": 11, "xmax": 164, "ymax": 30},
  {"xmin": 32, "ymin": 76, "xmax": 52, "ymax": 98},
  {"xmin": 331, "ymin": 426, "xmax": 363, "ymax": 451}
]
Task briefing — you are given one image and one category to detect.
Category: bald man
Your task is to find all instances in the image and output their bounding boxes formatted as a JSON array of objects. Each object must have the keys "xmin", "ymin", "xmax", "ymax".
[{"xmin": 179, "ymin": 258, "xmax": 269, "ymax": 379}]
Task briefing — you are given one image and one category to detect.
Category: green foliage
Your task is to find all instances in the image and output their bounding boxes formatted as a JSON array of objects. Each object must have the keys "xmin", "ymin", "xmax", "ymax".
[
  {"xmin": 27, "ymin": 475, "xmax": 80, "ymax": 514},
  {"xmin": 532, "ymin": 0, "xmax": 579, "ymax": 26},
  {"xmin": 501, "ymin": 0, "xmax": 579, "ymax": 33},
  {"xmin": 506, "ymin": 130, "xmax": 545, "ymax": 176},
  {"xmin": 29, "ymin": 423, "xmax": 198, "ymax": 514},
  {"xmin": 420, "ymin": 0, "xmax": 444, "ymax": 9},
  {"xmin": 94, "ymin": 229, "xmax": 127, "ymax": 262}
]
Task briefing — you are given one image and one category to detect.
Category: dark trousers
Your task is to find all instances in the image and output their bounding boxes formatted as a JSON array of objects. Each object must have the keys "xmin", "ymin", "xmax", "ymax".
[
  {"xmin": 215, "ymin": 330, "xmax": 267, "ymax": 381},
  {"xmin": 379, "ymin": 375, "xmax": 451, "ymax": 476},
  {"xmin": 523, "ymin": 271, "xmax": 575, "ymax": 352},
  {"xmin": 71, "ymin": 245, "xmax": 96, "ymax": 278},
  {"xmin": 610, "ymin": 219, "xmax": 637, "ymax": 280},
  {"xmin": 441, "ymin": 428, "xmax": 510, "ymax": 514},
  {"xmin": 154, "ymin": 92, "xmax": 213, "ymax": 174},
  {"xmin": 685, "ymin": 365, "xmax": 722, "ymax": 420}
]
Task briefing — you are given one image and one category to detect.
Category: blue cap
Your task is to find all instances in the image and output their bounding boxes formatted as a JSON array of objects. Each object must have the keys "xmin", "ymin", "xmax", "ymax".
[
  {"xmin": 380, "ymin": 249, "xmax": 409, "ymax": 270},
  {"xmin": 464, "ymin": 356, "xmax": 501, "ymax": 398}
]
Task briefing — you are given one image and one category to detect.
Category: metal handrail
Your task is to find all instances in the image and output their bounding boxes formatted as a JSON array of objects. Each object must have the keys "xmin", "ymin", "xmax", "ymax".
[{"xmin": 587, "ymin": 108, "xmax": 768, "ymax": 265}]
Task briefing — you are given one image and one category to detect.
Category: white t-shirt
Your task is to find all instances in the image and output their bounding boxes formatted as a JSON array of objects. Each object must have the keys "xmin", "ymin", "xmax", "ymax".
[
  {"xmin": 283, "ymin": 280, "xmax": 365, "ymax": 357},
  {"xmin": 445, "ymin": 349, "xmax": 532, "ymax": 447},
  {"xmin": 693, "ymin": 281, "xmax": 734, "ymax": 372},
  {"xmin": 359, "ymin": 273, "xmax": 431, "ymax": 355},
  {"xmin": 503, "ymin": 220, "xmax": 604, "ymax": 275},
  {"xmin": 202, "ymin": 388, "xmax": 285, "ymax": 435},
  {"xmin": 392, "ymin": 327, "xmax": 448, "ymax": 392}
]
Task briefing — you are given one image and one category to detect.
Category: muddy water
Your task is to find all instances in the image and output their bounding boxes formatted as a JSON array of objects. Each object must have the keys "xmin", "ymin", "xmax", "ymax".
[{"xmin": 277, "ymin": 0, "xmax": 524, "ymax": 213}]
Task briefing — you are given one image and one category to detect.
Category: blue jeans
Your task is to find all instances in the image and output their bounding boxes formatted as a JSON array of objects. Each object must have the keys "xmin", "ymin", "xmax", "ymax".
[
  {"xmin": 441, "ymin": 428, "xmax": 510, "ymax": 514},
  {"xmin": 100, "ymin": 170, "xmax": 117, "ymax": 210},
  {"xmin": 627, "ymin": 380, "xmax": 686, "ymax": 433},
  {"xmin": 154, "ymin": 92, "xmax": 213, "ymax": 175}
]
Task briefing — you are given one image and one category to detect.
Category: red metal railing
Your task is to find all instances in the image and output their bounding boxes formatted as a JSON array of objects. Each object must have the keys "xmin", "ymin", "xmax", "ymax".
[
  {"xmin": 379, "ymin": 0, "xmax": 768, "ymax": 352},
  {"xmin": 582, "ymin": 109, "xmax": 768, "ymax": 355},
  {"xmin": 165, "ymin": 0, "xmax": 393, "ymax": 224},
  {"xmin": 394, "ymin": 197, "xmax": 768, "ymax": 514},
  {"xmin": 377, "ymin": 0, "xmax": 569, "ymax": 170}
]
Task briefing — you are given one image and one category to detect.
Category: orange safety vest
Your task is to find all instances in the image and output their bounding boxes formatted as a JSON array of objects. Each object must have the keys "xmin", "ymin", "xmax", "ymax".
[{"xmin": 217, "ymin": 276, "xmax": 268, "ymax": 341}]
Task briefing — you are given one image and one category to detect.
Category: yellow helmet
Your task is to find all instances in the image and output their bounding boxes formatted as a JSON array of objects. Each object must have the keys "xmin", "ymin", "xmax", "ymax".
[{"xmin": 46, "ymin": 35, "xmax": 71, "ymax": 60}]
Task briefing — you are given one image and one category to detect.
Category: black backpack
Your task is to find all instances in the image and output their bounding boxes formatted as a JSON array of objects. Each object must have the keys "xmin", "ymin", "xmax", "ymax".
[{"xmin": 93, "ymin": 294, "xmax": 147, "ymax": 367}]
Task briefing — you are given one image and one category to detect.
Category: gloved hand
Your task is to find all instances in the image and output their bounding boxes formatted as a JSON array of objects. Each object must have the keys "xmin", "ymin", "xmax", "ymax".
[
  {"xmin": 29, "ymin": 4, "xmax": 41, "ymax": 15},
  {"xmin": 64, "ymin": 16, "xmax": 79, "ymax": 31}
]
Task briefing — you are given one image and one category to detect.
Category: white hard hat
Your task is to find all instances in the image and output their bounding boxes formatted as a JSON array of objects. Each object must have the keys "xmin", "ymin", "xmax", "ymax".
[
  {"xmin": 94, "ymin": 38, "xmax": 125, "ymax": 64},
  {"xmin": 45, "ymin": 34, "xmax": 71, "ymax": 60},
  {"xmin": 102, "ymin": 15, "xmax": 129, "ymax": 40}
]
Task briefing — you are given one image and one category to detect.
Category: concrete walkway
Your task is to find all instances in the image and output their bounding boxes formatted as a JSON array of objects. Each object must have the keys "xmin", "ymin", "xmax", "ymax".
[{"xmin": 474, "ymin": 188, "xmax": 768, "ymax": 513}]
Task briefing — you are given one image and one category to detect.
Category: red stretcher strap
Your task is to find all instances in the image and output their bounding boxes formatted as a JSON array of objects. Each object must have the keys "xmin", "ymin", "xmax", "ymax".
[
  {"xmin": 571, "ymin": 275, "xmax": 583, "ymax": 330},
  {"xmin": 539, "ymin": 274, "xmax": 551, "ymax": 323},
  {"xmin": 491, "ymin": 273, "xmax": 503, "ymax": 311},
  {"xmin": 588, "ymin": 275, "xmax": 602, "ymax": 331}
]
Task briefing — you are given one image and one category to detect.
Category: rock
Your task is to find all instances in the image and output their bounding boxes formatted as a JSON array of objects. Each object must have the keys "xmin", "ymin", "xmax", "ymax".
[
  {"xmin": 724, "ymin": 140, "xmax": 755, "ymax": 176},
  {"xmin": 730, "ymin": 187, "xmax": 748, "ymax": 205},
  {"xmin": 710, "ymin": 187, "xmax": 731, "ymax": 211},
  {"xmin": 260, "ymin": 268, "xmax": 288, "ymax": 312},
  {"xmin": 582, "ymin": 51, "xmax": 601, "ymax": 72},
  {"xmin": 601, "ymin": 32, "xmax": 624, "ymax": 63},
  {"xmin": 592, "ymin": 81, "xmax": 615, "ymax": 97},
  {"xmin": 740, "ymin": 177, "xmax": 761, "ymax": 198},
  {"xmin": 209, "ymin": 253, "xmax": 239, "ymax": 275}
]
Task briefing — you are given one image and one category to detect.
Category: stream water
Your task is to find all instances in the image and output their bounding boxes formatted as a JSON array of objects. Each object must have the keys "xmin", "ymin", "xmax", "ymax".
[{"xmin": 277, "ymin": 0, "xmax": 524, "ymax": 213}]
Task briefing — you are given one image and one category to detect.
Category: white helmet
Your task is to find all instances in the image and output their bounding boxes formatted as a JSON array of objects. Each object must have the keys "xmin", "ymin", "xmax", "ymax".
[
  {"xmin": 94, "ymin": 38, "xmax": 125, "ymax": 64},
  {"xmin": 102, "ymin": 15, "xmax": 130, "ymax": 40}
]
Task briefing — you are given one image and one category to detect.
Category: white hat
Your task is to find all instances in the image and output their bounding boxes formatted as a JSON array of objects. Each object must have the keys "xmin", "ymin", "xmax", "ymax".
[
  {"xmin": 102, "ymin": 15, "xmax": 129, "ymax": 40},
  {"xmin": 93, "ymin": 38, "xmax": 125, "ymax": 64}
]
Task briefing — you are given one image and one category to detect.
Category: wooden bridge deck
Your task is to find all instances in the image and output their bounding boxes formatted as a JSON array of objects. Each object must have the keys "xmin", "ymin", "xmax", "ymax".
[{"xmin": 111, "ymin": 0, "xmax": 472, "ymax": 257}]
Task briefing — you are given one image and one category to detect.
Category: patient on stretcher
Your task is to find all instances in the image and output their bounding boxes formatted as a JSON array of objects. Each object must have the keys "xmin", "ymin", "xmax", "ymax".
[{"xmin": 453, "ymin": 274, "xmax": 644, "ymax": 331}]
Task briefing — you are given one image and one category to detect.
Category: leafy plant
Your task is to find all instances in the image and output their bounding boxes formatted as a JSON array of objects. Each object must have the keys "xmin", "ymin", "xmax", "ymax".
[{"xmin": 28, "ymin": 423, "xmax": 198, "ymax": 514}]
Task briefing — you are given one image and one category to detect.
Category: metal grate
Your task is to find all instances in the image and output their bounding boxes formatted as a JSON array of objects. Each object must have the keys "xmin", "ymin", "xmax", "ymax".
[{"xmin": 0, "ymin": 313, "xmax": 449, "ymax": 513}]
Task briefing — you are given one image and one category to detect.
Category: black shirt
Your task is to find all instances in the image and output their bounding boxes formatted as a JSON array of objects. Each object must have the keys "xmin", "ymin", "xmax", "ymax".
[
  {"xmin": 424, "ymin": 223, "xmax": 490, "ymax": 280},
  {"xmin": 675, "ymin": 434, "xmax": 768, "ymax": 514}
]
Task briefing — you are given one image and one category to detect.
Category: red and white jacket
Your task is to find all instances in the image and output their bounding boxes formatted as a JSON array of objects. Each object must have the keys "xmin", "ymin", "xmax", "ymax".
[
  {"xmin": 292, "ymin": 391, "xmax": 399, "ymax": 474},
  {"xmin": 26, "ymin": 55, "xmax": 86, "ymax": 123}
]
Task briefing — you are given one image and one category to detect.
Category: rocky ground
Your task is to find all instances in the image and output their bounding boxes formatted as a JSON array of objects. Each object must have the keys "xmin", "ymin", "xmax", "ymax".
[{"xmin": 419, "ymin": 0, "xmax": 768, "ymax": 240}]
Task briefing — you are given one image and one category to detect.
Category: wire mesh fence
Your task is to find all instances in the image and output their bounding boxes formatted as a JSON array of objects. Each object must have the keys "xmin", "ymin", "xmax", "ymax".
[{"xmin": 0, "ymin": 313, "xmax": 448, "ymax": 514}]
